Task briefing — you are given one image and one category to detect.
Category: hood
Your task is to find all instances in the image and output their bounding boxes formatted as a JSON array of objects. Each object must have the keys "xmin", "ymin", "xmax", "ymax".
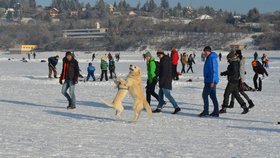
[
  {"xmin": 171, "ymin": 49, "xmax": 178, "ymax": 54},
  {"xmin": 209, "ymin": 52, "xmax": 218, "ymax": 59}
]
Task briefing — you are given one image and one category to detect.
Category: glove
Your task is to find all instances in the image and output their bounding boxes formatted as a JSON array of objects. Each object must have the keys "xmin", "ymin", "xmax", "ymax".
[
  {"xmin": 59, "ymin": 79, "xmax": 63, "ymax": 85},
  {"xmin": 220, "ymin": 72, "xmax": 226, "ymax": 76},
  {"xmin": 240, "ymin": 82, "xmax": 245, "ymax": 90}
]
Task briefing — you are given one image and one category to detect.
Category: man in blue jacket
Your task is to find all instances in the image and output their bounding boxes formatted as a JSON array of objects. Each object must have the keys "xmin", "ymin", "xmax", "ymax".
[
  {"xmin": 48, "ymin": 55, "xmax": 59, "ymax": 78},
  {"xmin": 199, "ymin": 46, "xmax": 220, "ymax": 117}
]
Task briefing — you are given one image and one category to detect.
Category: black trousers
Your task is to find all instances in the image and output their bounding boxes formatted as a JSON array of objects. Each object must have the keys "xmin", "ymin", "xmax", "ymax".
[
  {"xmin": 172, "ymin": 65, "xmax": 178, "ymax": 80},
  {"xmin": 146, "ymin": 81, "xmax": 159, "ymax": 105},
  {"xmin": 181, "ymin": 64, "xmax": 186, "ymax": 73},
  {"xmin": 100, "ymin": 70, "xmax": 108, "ymax": 81},
  {"xmin": 222, "ymin": 82, "xmax": 246, "ymax": 108},
  {"xmin": 253, "ymin": 73, "xmax": 262, "ymax": 91},
  {"xmin": 109, "ymin": 68, "xmax": 116, "ymax": 79},
  {"xmin": 187, "ymin": 65, "xmax": 194, "ymax": 73}
]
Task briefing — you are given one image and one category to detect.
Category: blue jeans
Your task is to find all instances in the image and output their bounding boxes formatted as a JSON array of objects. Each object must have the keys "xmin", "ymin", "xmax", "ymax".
[
  {"xmin": 62, "ymin": 80, "xmax": 76, "ymax": 106},
  {"xmin": 157, "ymin": 88, "xmax": 179, "ymax": 109},
  {"xmin": 202, "ymin": 84, "xmax": 219, "ymax": 114}
]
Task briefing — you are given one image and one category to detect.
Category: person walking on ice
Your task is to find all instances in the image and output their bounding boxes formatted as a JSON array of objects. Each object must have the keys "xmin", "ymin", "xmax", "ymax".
[
  {"xmin": 187, "ymin": 54, "xmax": 195, "ymax": 73},
  {"xmin": 48, "ymin": 55, "xmax": 59, "ymax": 78},
  {"xmin": 199, "ymin": 46, "xmax": 220, "ymax": 117},
  {"xmin": 228, "ymin": 50, "xmax": 255, "ymax": 110},
  {"xmin": 59, "ymin": 52, "xmax": 80, "ymax": 110},
  {"xmin": 153, "ymin": 50, "xmax": 181, "ymax": 114},
  {"xmin": 86, "ymin": 63, "xmax": 96, "ymax": 81},
  {"xmin": 144, "ymin": 51, "xmax": 164, "ymax": 106},
  {"xmin": 219, "ymin": 51, "xmax": 249, "ymax": 115}
]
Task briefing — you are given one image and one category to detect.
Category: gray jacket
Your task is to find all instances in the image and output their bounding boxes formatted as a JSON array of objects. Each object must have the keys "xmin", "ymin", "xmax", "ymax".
[{"xmin": 240, "ymin": 57, "xmax": 246, "ymax": 82}]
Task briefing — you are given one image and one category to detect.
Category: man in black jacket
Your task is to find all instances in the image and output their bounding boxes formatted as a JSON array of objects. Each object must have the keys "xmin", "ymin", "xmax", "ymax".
[
  {"xmin": 251, "ymin": 58, "xmax": 268, "ymax": 91},
  {"xmin": 59, "ymin": 52, "xmax": 80, "ymax": 109},
  {"xmin": 219, "ymin": 51, "xmax": 249, "ymax": 114},
  {"xmin": 153, "ymin": 50, "xmax": 181, "ymax": 114},
  {"xmin": 48, "ymin": 55, "xmax": 59, "ymax": 78}
]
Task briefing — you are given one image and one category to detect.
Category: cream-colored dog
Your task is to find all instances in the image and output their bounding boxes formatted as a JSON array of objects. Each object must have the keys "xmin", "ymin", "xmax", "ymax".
[
  {"xmin": 124, "ymin": 65, "xmax": 153, "ymax": 122},
  {"xmin": 101, "ymin": 79, "xmax": 129, "ymax": 120}
]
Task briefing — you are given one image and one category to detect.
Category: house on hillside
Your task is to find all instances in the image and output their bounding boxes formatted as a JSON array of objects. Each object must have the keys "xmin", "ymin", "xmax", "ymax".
[
  {"xmin": 9, "ymin": 45, "xmax": 38, "ymax": 54},
  {"xmin": 195, "ymin": 14, "xmax": 213, "ymax": 20},
  {"xmin": 49, "ymin": 8, "xmax": 59, "ymax": 17},
  {"xmin": 129, "ymin": 11, "xmax": 137, "ymax": 17},
  {"xmin": 70, "ymin": 10, "xmax": 79, "ymax": 17}
]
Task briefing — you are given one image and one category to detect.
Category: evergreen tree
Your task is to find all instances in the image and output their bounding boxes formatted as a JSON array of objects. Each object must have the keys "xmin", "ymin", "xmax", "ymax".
[{"xmin": 160, "ymin": 0, "xmax": 169, "ymax": 10}]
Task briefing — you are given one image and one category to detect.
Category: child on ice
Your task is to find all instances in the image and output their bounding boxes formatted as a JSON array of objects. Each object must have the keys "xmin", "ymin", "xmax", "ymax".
[{"xmin": 87, "ymin": 63, "xmax": 96, "ymax": 81}]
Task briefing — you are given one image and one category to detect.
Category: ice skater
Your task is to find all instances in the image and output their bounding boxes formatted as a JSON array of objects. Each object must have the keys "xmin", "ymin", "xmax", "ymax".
[{"xmin": 251, "ymin": 57, "xmax": 269, "ymax": 91}]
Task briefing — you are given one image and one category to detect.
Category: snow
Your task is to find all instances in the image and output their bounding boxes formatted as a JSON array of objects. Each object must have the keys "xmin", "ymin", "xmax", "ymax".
[{"xmin": 0, "ymin": 51, "xmax": 279, "ymax": 157}]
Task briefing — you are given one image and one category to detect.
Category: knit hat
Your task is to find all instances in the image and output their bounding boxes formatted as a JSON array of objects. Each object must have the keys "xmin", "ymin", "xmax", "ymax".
[
  {"xmin": 227, "ymin": 51, "xmax": 235, "ymax": 59},
  {"xmin": 156, "ymin": 49, "xmax": 165, "ymax": 55},
  {"xmin": 65, "ymin": 51, "xmax": 72, "ymax": 57},
  {"xmin": 144, "ymin": 51, "xmax": 152, "ymax": 58},
  {"xmin": 101, "ymin": 57, "xmax": 105, "ymax": 61},
  {"xmin": 235, "ymin": 50, "xmax": 242, "ymax": 56},
  {"xmin": 203, "ymin": 46, "xmax": 212, "ymax": 52}
]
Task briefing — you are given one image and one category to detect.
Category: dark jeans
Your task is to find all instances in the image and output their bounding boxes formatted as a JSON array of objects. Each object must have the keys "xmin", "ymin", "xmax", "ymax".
[
  {"xmin": 202, "ymin": 84, "xmax": 219, "ymax": 114},
  {"xmin": 172, "ymin": 65, "xmax": 178, "ymax": 80},
  {"xmin": 157, "ymin": 88, "xmax": 179, "ymax": 109},
  {"xmin": 231, "ymin": 90, "xmax": 251, "ymax": 104},
  {"xmin": 61, "ymin": 80, "xmax": 76, "ymax": 106},
  {"xmin": 146, "ymin": 81, "xmax": 159, "ymax": 105},
  {"xmin": 48, "ymin": 64, "xmax": 57, "ymax": 78},
  {"xmin": 222, "ymin": 82, "xmax": 246, "ymax": 108},
  {"xmin": 87, "ymin": 71, "xmax": 95, "ymax": 81},
  {"xmin": 109, "ymin": 68, "xmax": 116, "ymax": 79},
  {"xmin": 181, "ymin": 64, "xmax": 186, "ymax": 73},
  {"xmin": 100, "ymin": 70, "xmax": 108, "ymax": 81},
  {"xmin": 253, "ymin": 73, "xmax": 262, "ymax": 91},
  {"xmin": 187, "ymin": 65, "xmax": 194, "ymax": 73}
]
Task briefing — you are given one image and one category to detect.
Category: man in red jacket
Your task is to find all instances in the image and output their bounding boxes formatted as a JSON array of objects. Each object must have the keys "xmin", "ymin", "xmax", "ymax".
[
  {"xmin": 59, "ymin": 52, "xmax": 80, "ymax": 109},
  {"xmin": 171, "ymin": 48, "xmax": 179, "ymax": 80}
]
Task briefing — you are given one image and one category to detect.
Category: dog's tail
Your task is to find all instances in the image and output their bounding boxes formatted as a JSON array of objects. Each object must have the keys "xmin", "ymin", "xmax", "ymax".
[
  {"xmin": 143, "ymin": 101, "xmax": 153, "ymax": 117},
  {"xmin": 100, "ymin": 99, "xmax": 114, "ymax": 108}
]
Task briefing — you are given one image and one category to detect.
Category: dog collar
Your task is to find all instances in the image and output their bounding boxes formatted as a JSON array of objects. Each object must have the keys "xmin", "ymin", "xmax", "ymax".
[{"xmin": 118, "ymin": 88, "xmax": 129, "ymax": 91}]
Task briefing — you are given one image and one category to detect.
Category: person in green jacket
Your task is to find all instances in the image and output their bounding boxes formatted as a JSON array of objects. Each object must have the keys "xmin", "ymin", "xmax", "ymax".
[
  {"xmin": 145, "ymin": 51, "xmax": 162, "ymax": 105},
  {"xmin": 100, "ymin": 57, "xmax": 108, "ymax": 81}
]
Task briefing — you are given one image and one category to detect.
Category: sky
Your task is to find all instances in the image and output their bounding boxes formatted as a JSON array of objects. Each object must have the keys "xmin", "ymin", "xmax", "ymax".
[{"xmin": 37, "ymin": 0, "xmax": 280, "ymax": 14}]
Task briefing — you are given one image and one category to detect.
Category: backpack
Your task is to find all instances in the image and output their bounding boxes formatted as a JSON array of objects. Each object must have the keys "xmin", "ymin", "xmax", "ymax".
[{"xmin": 155, "ymin": 61, "xmax": 160, "ymax": 77}]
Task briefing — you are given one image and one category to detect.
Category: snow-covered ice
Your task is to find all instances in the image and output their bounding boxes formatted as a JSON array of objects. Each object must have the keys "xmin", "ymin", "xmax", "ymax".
[{"xmin": 0, "ymin": 51, "xmax": 279, "ymax": 158}]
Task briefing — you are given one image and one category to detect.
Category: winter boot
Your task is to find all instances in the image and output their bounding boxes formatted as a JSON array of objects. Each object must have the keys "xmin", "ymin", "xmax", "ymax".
[
  {"xmin": 210, "ymin": 112, "xmax": 219, "ymax": 117},
  {"xmin": 248, "ymin": 100, "xmax": 255, "ymax": 109},
  {"xmin": 228, "ymin": 101, "xmax": 234, "ymax": 108},
  {"xmin": 172, "ymin": 107, "xmax": 181, "ymax": 115},
  {"xmin": 152, "ymin": 108, "xmax": 162, "ymax": 113},
  {"xmin": 241, "ymin": 104, "xmax": 249, "ymax": 114},
  {"xmin": 219, "ymin": 107, "xmax": 227, "ymax": 114},
  {"xmin": 198, "ymin": 111, "xmax": 209, "ymax": 117}
]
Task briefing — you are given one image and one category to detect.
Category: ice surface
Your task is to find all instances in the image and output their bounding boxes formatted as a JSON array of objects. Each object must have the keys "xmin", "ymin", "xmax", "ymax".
[{"xmin": 0, "ymin": 50, "xmax": 279, "ymax": 157}]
